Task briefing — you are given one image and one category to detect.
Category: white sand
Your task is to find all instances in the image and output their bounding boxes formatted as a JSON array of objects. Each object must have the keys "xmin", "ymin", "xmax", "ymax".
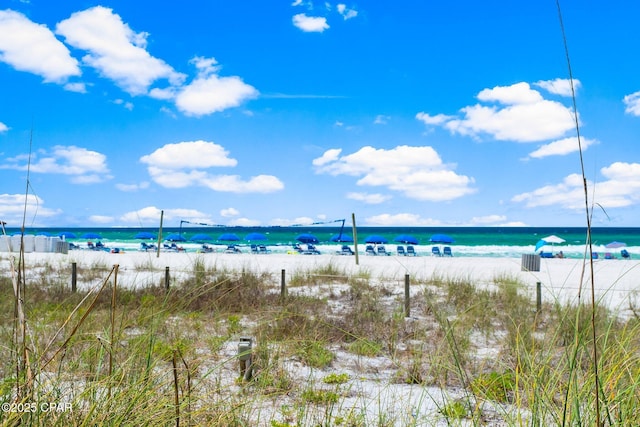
[{"xmin": 6, "ymin": 250, "xmax": 640, "ymax": 315}]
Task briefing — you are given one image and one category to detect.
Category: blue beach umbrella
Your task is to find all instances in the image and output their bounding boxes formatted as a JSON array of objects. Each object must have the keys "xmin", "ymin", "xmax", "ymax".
[
  {"xmin": 535, "ymin": 239, "xmax": 547, "ymax": 252},
  {"xmin": 190, "ymin": 233, "xmax": 213, "ymax": 242},
  {"xmin": 218, "ymin": 233, "xmax": 240, "ymax": 241},
  {"xmin": 245, "ymin": 232, "xmax": 268, "ymax": 241},
  {"xmin": 394, "ymin": 234, "xmax": 419, "ymax": 245},
  {"xmin": 165, "ymin": 233, "xmax": 186, "ymax": 242},
  {"xmin": 364, "ymin": 235, "xmax": 388, "ymax": 244},
  {"xmin": 296, "ymin": 233, "xmax": 319, "ymax": 244},
  {"xmin": 429, "ymin": 234, "xmax": 454, "ymax": 244},
  {"xmin": 330, "ymin": 234, "xmax": 353, "ymax": 242},
  {"xmin": 82, "ymin": 232, "xmax": 102, "ymax": 240},
  {"xmin": 134, "ymin": 231, "xmax": 156, "ymax": 240},
  {"xmin": 59, "ymin": 231, "xmax": 77, "ymax": 239}
]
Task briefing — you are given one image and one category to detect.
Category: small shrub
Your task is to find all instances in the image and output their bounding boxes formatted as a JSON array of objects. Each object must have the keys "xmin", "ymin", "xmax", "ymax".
[
  {"xmin": 470, "ymin": 370, "xmax": 516, "ymax": 403},
  {"xmin": 348, "ymin": 339, "xmax": 382, "ymax": 357},
  {"xmin": 296, "ymin": 340, "xmax": 334, "ymax": 368}
]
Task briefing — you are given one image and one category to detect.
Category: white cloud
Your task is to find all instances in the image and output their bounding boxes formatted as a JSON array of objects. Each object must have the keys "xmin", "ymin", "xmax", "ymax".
[
  {"xmin": 269, "ymin": 216, "xmax": 315, "ymax": 226},
  {"xmin": 140, "ymin": 141, "xmax": 284, "ymax": 193},
  {"xmin": 0, "ymin": 193, "xmax": 61, "ymax": 226},
  {"xmin": 292, "ymin": 13, "xmax": 329, "ymax": 32},
  {"xmin": 337, "ymin": 4, "xmax": 358, "ymax": 20},
  {"xmin": 314, "ymin": 145, "xmax": 475, "ymax": 201},
  {"xmin": 0, "ymin": 122, "xmax": 8, "ymax": 132},
  {"xmin": 2, "ymin": 145, "xmax": 111, "ymax": 183},
  {"xmin": 527, "ymin": 136, "xmax": 597, "ymax": 159},
  {"xmin": 373, "ymin": 115, "xmax": 390, "ymax": 125},
  {"xmin": 512, "ymin": 162, "xmax": 640, "ymax": 210},
  {"xmin": 623, "ymin": 91, "xmax": 640, "ymax": 116},
  {"xmin": 63, "ymin": 82, "xmax": 87, "ymax": 93},
  {"xmin": 56, "ymin": 6, "xmax": 185, "ymax": 95},
  {"xmin": 120, "ymin": 206, "xmax": 212, "ymax": 225},
  {"xmin": 534, "ymin": 78, "xmax": 581, "ymax": 97},
  {"xmin": 470, "ymin": 215, "xmax": 507, "ymax": 225},
  {"xmin": 346, "ymin": 192, "xmax": 391, "ymax": 204},
  {"xmin": 220, "ymin": 207, "xmax": 240, "ymax": 217},
  {"xmin": 89, "ymin": 215, "xmax": 113, "ymax": 224},
  {"xmin": 174, "ymin": 57, "xmax": 258, "ymax": 116},
  {"xmin": 364, "ymin": 213, "xmax": 442, "ymax": 226},
  {"xmin": 0, "ymin": 10, "xmax": 81, "ymax": 83},
  {"xmin": 228, "ymin": 217, "xmax": 261, "ymax": 226},
  {"xmin": 116, "ymin": 182, "xmax": 149, "ymax": 192},
  {"xmin": 418, "ymin": 82, "xmax": 577, "ymax": 142}
]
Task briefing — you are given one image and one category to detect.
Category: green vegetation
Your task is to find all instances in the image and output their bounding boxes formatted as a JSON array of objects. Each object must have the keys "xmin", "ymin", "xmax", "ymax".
[{"xmin": 0, "ymin": 257, "xmax": 639, "ymax": 426}]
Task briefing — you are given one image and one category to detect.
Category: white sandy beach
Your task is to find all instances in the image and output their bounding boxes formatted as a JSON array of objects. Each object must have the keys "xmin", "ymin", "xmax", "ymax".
[{"xmin": 6, "ymin": 250, "xmax": 640, "ymax": 317}]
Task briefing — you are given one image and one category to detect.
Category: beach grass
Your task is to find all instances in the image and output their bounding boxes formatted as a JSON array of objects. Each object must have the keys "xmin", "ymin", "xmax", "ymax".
[{"xmin": 1, "ymin": 256, "xmax": 640, "ymax": 426}]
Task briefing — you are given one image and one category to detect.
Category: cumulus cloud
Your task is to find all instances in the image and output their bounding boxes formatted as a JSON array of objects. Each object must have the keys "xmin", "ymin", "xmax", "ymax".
[
  {"xmin": 526, "ymin": 136, "xmax": 598, "ymax": 159},
  {"xmin": 227, "ymin": 217, "xmax": 261, "ymax": 226},
  {"xmin": 337, "ymin": 4, "xmax": 358, "ymax": 19},
  {"xmin": 173, "ymin": 57, "xmax": 258, "ymax": 116},
  {"xmin": 0, "ymin": 9, "xmax": 81, "ymax": 83},
  {"xmin": 140, "ymin": 141, "xmax": 284, "ymax": 193},
  {"xmin": 1, "ymin": 145, "xmax": 111, "ymax": 184},
  {"xmin": 364, "ymin": 213, "xmax": 442, "ymax": 226},
  {"xmin": 373, "ymin": 115, "xmax": 390, "ymax": 125},
  {"xmin": 512, "ymin": 162, "xmax": 640, "ymax": 210},
  {"xmin": 0, "ymin": 193, "xmax": 61, "ymax": 226},
  {"xmin": 56, "ymin": 6, "xmax": 185, "ymax": 95},
  {"xmin": 534, "ymin": 78, "xmax": 581, "ymax": 97},
  {"xmin": 313, "ymin": 145, "xmax": 475, "ymax": 201},
  {"xmin": 469, "ymin": 215, "xmax": 507, "ymax": 225},
  {"xmin": 89, "ymin": 215, "xmax": 113, "ymax": 224},
  {"xmin": 115, "ymin": 181, "xmax": 149, "ymax": 192},
  {"xmin": 623, "ymin": 91, "xmax": 640, "ymax": 116},
  {"xmin": 346, "ymin": 192, "xmax": 391, "ymax": 204},
  {"xmin": 120, "ymin": 206, "xmax": 212, "ymax": 225},
  {"xmin": 293, "ymin": 13, "xmax": 329, "ymax": 32},
  {"xmin": 417, "ymin": 82, "xmax": 577, "ymax": 142},
  {"xmin": 269, "ymin": 216, "xmax": 315, "ymax": 226},
  {"xmin": 0, "ymin": 122, "xmax": 8, "ymax": 132}
]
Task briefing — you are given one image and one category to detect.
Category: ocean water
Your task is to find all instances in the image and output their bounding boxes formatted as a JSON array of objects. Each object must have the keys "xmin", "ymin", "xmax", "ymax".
[{"xmin": 6, "ymin": 226, "xmax": 640, "ymax": 258}]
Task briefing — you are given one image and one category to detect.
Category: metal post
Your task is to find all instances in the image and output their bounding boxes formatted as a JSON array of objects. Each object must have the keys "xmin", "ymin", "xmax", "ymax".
[
  {"xmin": 351, "ymin": 213, "xmax": 359, "ymax": 265},
  {"xmin": 71, "ymin": 262, "xmax": 77, "ymax": 292},
  {"xmin": 536, "ymin": 281, "xmax": 542, "ymax": 313},
  {"xmin": 165, "ymin": 266, "xmax": 170, "ymax": 291},
  {"xmin": 238, "ymin": 337, "xmax": 253, "ymax": 381},
  {"xmin": 404, "ymin": 274, "xmax": 410, "ymax": 317},
  {"xmin": 281, "ymin": 269, "xmax": 286, "ymax": 300}
]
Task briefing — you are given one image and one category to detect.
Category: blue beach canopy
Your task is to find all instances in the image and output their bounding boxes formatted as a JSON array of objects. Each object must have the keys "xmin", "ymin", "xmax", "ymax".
[
  {"xmin": 190, "ymin": 233, "xmax": 213, "ymax": 242},
  {"xmin": 364, "ymin": 235, "xmax": 388, "ymax": 244},
  {"xmin": 165, "ymin": 233, "xmax": 186, "ymax": 242},
  {"xmin": 218, "ymin": 233, "xmax": 240, "ymax": 241},
  {"xmin": 245, "ymin": 232, "xmax": 267, "ymax": 241},
  {"xmin": 429, "ymin": 234, "xmax": 454, "ymax": 244},
  {"xmin": 59, "ymin": 231, "xmax": 77, "ymax": 239},
  {"xmin": 394, "ymin": 234, "xmax": 419, "ymax": 245},
  {"xmin": 296, "ymin": 233, "xmax": 319, "ymax": 243},
  {"xmin": 134, "ymin": 231, "xmax": 156, "ymax": 239}
]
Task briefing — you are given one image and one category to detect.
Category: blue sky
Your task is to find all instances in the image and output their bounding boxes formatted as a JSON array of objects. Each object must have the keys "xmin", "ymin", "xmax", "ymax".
[{"xmin": 1, "ymin": 1, "xmax": 640, "ymax": 228}]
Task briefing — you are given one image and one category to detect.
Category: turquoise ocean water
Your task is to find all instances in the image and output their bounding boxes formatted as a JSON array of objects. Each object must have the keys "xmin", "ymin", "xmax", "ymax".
[{"xmin": 6, "ymin": 226, "xmax": 640, "ymax": 258}]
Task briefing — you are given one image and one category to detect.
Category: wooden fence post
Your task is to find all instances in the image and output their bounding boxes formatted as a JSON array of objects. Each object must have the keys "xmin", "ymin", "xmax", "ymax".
[
  {"xmin": 404, "ymin": 274, "xmax": 410, "ymax": 317},
  {"xmin": 165, "ymin": 266, "xmax": 170, "ymax": 291},
  {"xmin": 71, "ymin": 262, "xmax": 77, "ymax": 292},
  {"xmin": 536, "ymin": 281, "xmax": 542, "ymax": 313},
  {"xmin": 281, "ymin": 269, "xmax": 287, "ymax": 300}
]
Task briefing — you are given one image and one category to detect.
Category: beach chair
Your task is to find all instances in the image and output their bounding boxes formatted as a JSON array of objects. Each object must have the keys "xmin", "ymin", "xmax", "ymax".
[
  {"xmin": 201, "ymin": 244, "xmax": 214, "ymax": 253},
  {"xmin": 340, "ymin": 245, "xmax": 354, "ymax": 255},
  {"xmin": 432, "ymin": 246, "xmax": 442, "ymax": 256},
  {"xmin": 604, "ymin": 252, "xmax": 615, "ymax": 259},
  {"xmin": 225, "ymin": 244, "xmax": 241, "ymax": 254},
  {"xmin": 397, "ymin": 245, "xmax": 406, "ymax": 256},
  {"xmin": 540, "ymin": 251, "xmax": 553, "ymax": 258},
  {"xmin": 621, "ymin": 249, "xmax": 630, "ymax": 259},
  {"xmin": 250, "ymin": 244, "xmax": 259, "ymax": 254},
  {"xmin": 406, "ymin": 245, "xmax": 417, "ymax": 256},
  {"xmin": 303, "ymin": 244, "xmax": 321, "ymax": 255},
  {"xmin": 258, "ymin": 244, "xmax": 271, "ymax": 254},
  {"xmin": 443, "ymin": 246, "xmax": 453, "ymax": 257},
  {"xmin": 365, "ymin": 245, "xmax": 376, "ymax": 256},
  {"xmin": 592, "ymin": 252, "xmax": 599, "ymax": 259},
  {"xmin": 377, "ymin": 245, "xmax": 389, "ymax": 256}
]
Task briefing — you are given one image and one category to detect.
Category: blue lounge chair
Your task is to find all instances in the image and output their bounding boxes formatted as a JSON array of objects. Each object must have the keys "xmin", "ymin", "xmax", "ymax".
[
  {"xmin": 604, "ymin": 252, "xmax": 615, "ymax": 260},
  {"xmin": 303, "ymin": 244, "xmax": 321, "ymax": 255},
  {"xmin": 250, "ymin": 244, "xmax": 259, "ymax": 254},
  {"xmin": 432, "ymin": 246, "xmax": 442, "ymax": 256},
  {"xmin": 621, "ymin": 249, "xmax": 630, "ymax": 259},
  {"xmin": 443, "ymin": 246, "xmax": 453, "ymax": 257},
  {"xmin": 397, "ymin": 245, "xmax": 406, "ymax": 256},
  {"xmin": 339, "ymin": 245, "xmax": 354, "ymax": 255},
  {"xmin": 406, "ymin": 245, "xmax": 417, "ymax": 256},
  {"xmin": 540, "ymin": 251, "xmax": 553, "ymax": 258},
  {"xmin": 365, "ymin": 245, "xmax": 376, "ymax": 256},
  {"xmin": 258, "ymin": 244, "xmax": 271, "ymax": 254},
  {"xmin": 377, "ymin": 245, "xmax": 389, "ymax": 256},
  {"xmin": 592, "ymin": 252, "xmax": 599, "ymax": 259}
]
